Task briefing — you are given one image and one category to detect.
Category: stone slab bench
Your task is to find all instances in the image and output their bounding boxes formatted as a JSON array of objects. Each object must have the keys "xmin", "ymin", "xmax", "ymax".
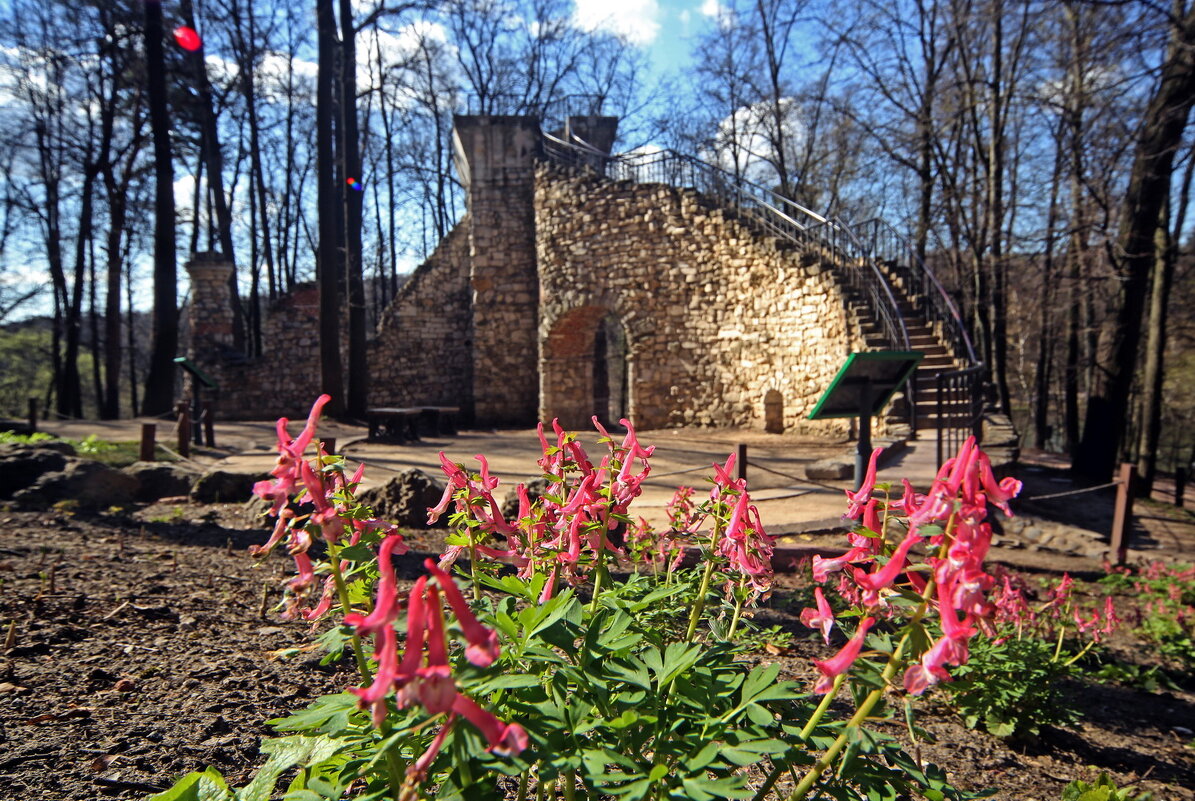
[
  {"xmin": 366, "ymin": 406, "xmax": 461, "ymax": 442},
  {"xmin": 419, "ymin": 406, "xmax": 460, "ymax": 436},
  {"xmin": 366, "ymin": 407, "xmax": 423, "ymax": 442}
]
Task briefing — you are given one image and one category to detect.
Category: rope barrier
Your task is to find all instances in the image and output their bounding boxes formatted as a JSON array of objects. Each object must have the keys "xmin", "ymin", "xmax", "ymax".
[
  {"xmin": 646, "ymin": 464, "xmax": 714, "ymax": 480},
  {"xmin": 746, "ymin": 460, "xmax": 846, "ymax": 493},
  {"xmin": 1020, "ymin": 479, "xmax": 1122, "ymax": 502}
]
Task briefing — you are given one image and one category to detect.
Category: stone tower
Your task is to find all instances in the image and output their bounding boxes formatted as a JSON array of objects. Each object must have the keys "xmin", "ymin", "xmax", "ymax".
[{"xmin": 452, "ymin": 115, "xmax": 543, "ymax": 426}]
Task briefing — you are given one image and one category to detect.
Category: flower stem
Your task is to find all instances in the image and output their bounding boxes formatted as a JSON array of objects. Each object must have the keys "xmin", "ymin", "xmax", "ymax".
[
  {"xmin": 726, "ymin": 590, "xmax": 746, "ymax": 640},
  {"xmin": 327, "ymin": 542, "xmax": 372, "ymax": 684},
  {"xmin": 684, "ymin": 520, "xmax": 725, "ymax": 643},
  {"xmin": 590, "ymin": 525, "xmax": 609, "ymax": 613}
]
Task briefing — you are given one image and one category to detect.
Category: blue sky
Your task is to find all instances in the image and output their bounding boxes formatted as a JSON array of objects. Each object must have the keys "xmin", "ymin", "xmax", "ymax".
[{"xmin": 572, "ymin": 0, "xmax": 718, "ymax": 79}]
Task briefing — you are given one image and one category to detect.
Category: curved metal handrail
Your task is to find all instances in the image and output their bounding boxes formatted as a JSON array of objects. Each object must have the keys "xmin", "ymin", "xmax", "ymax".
[
  {"xmin": 853, "ymin": 217, "xmax": 977, "ymax": 366},
  {"xmin": 541, "ymin": 134, "xmax": 911, "ymax": 353}
]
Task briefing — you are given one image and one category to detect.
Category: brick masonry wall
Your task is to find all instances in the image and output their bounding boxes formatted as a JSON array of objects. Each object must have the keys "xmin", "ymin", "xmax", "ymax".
[{"xmin": 535, "ymin": 164, "xmax": 868, "ymax": 435}]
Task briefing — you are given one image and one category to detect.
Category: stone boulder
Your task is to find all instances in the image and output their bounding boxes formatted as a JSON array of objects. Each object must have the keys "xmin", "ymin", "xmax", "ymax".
[
  {"xmin": 0, "ymin": 443, "xmax": 76, "ymax": 499},
  {"xmin": 123, "ymin": 461, "xmax": 202, "ymax": 501},
  {"xmin": 13, "ymin": 459, "xmax": 138, "ymax": 508},
  {"xmin": 191, "ymin": 469, "xmax": 271, "ymax": 503},
  {"xmin": 357, "ymin": 469, "xmax": 447, "ymax": 528}
]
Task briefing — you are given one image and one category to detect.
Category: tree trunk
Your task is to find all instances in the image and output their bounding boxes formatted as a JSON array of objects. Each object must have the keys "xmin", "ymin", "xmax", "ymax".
[
  {"xmin": 1077, "ymin": 1, "xmax": 1195, "ymax": 480},
  {"xmin": 340, "ymin": 0, "xmax": 368, "ymax": 418},
  {"xmin": 317, "ymin": 0, "xmax": 344, "ymax": 415},
  {"xmin": 141, "ymin": 0, "xmax": 179, "ymax": 416},
  {"xmin": 1136, "ymin": 136, "xmax": 1193, "ymax": 492}
]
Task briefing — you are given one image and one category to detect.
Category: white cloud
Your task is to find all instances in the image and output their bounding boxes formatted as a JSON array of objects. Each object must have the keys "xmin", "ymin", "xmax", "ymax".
[
  {"xmin": 572, "ymin": 0, "xmax": 661, "ymax": 46},
  {"xmin": 699, "ymin": 0, "xmax": 725, "ymax": 18}
]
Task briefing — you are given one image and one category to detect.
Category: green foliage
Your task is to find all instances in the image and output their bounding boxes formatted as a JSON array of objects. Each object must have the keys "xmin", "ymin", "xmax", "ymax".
[
  {"xmin": 0, "ymin": 326, "xmax": 55, "ymax": 419},
  {"xmin": 1100, "ymin": 563, "xmax": 1195, "ymax": 674},
  {"xmin": 0, "ymin": 431, "xmax": 54, "ymax": 444},
  {"xmin": 1061, "ymin": 773, "xmax": 1154, "ymax": 801},
  {"xmin": 944, "ymin": 636, "xmax": 1078, "ymax": 739},
  {"xmin": 1081, "ymin": 657, "xmax": 1180, "ymax": 693}
]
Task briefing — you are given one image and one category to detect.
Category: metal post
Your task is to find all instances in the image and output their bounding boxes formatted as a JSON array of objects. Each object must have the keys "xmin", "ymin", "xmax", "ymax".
[
  {"xmin": 855, "ymin": 379, "xmax": 873, "ymax": 492},
  {"xmin": 139, "ymin": 423, "xmax": 156, "ymax": 462},
  {"xmin": 1110, "ymin": 462, "xmax": 1136, "ymax": 566},
  {"xmin": 176, "ymin": 402, "xmax": 191, "ymax": 459},
  {"xmin": 27, "ymin": 397, "xmax": 37, "ymax": 433},
  {"xmin": 737, "ymin": 443, "xmax": 747, "ymax": 484}
]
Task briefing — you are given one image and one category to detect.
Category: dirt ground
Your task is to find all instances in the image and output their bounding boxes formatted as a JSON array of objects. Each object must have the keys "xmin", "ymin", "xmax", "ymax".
[{"xmin": 2, "ymin": 447, "xmax": 1194, "ymax": 800}]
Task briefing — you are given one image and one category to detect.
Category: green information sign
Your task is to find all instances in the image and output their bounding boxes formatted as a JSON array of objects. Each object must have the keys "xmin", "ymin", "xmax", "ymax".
[{"xmin": 809, "ymin": 351, "xmax": 923, "ymax": 489}]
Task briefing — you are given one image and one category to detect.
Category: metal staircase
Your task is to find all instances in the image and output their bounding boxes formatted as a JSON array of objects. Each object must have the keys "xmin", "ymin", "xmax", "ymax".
[{"xmin": 541, "ymin": 131, "xmax": 985, "ymax": 452}]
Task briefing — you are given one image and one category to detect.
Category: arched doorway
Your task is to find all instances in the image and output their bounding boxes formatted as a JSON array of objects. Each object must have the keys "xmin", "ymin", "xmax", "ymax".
[
  {"xmin": 541, "ymin": 306, "xmax": 631, "ymax": 429},
  {"xmin": 593, "ymin": 312, "xmax": 629, "ymax": 427}
]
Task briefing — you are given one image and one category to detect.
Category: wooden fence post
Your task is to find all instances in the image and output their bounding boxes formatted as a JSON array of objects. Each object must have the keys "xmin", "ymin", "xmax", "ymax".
[
  {"xmin": 737, "ymin": 443, "xmax": 747, "ymax": 483},
  {"xmin": 202, "ymin": 401, "xmax": 215, "ymax": 447},
  {"xmin": 1110, "ymin": 462, "xmax": 1136, "ymax": 566},
  {"xmin": 27, "ymin": 397, "xmax": 37, "ymax": 433},
  {"xmin": 139, "ymin": 423, "xmax": 157, "ymax": 462},
  {"xmin": 323, "ymin": 437, "xmax": 337, "ymax": 455},
  {"xmin": 176, "ymin": 402, "xmax": 191, "ymax": 459},
  {"xmin": 1176, "ymin": 467, "xmax": 1187, "ymax": 509}
]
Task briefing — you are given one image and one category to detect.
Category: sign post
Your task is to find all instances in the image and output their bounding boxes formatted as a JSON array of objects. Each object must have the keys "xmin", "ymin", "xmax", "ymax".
[{"xmin": 808, "ymin": 351, "xmax": 923, "ymax": 490}]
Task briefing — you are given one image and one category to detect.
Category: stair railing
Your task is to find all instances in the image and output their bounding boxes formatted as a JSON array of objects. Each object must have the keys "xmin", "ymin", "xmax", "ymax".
[
  {"xmin": 541, "ymin": 133, "xmax": 911, "ymax": 353},
  {"xmin": 854, "ymin": 217, "xmax": 977, "ymax": 366},
  {"xmin": 935, "ymin": 365, "xmax": 986, "ymax": 465}
]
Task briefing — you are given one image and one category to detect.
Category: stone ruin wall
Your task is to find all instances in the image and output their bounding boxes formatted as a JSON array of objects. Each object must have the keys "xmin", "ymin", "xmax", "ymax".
[
  {"xmin": 190, "ymin": 126, "xmax": 900, "ymax": 439},
  {"xmin": 185, "ymin": 259, "xmax": 325, "ymax": 421},
  {"xmin": 535, "ymin": 163, "xmax": 868, "ymax": 436},
  {"xmin": 367, "ymin": 221, "xmax": 473, "ymax": 410}
]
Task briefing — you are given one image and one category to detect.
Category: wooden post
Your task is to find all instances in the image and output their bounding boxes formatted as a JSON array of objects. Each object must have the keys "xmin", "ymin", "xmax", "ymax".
[
  {"xmin": 1110, "ymin": 462, "xmax": 1136, "ymax": 566},
  {"xmin": 27, "ymin": 397, "xmax": 37, "ymax": 433},
  {"xmin": 139, "ymin": 423, "xmax": 157, "ymax": 462},
  {"xmin": 323, "ymin": 437, "xmax": 337, "ymax": 455},
  {"xmin": 1176, "ymin": 467, "xmax": 1187, "ymax": 509},
  {"xmin": 737, "ymin": 443, "xmax": 747, "ymax": 483},
  {"xmin": 202, "ymin": 400, "xmax": 215, "ymax": 447},
  {"xmin": 176, "ymin": 403, "xmax": 191, "ymax": 459}
]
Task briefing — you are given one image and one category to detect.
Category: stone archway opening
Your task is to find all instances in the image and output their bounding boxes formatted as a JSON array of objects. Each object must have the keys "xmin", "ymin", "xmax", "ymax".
[
  {"xmin": 593, "ymin": 312, "xmax": 629, "ymax": 427},
  {"xmin": 541, "ymin": 306, "xmax": 631, "ymax": 429}
]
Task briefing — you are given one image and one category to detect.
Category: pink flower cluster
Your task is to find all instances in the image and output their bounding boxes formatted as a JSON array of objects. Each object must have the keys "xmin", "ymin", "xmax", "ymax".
[
  {"xmin": 429, "ymin": 418, "xmax": 656, "ymax": 599},
  {"xmin": 708, "ymin": 453, "xmax": 774, "ymax": 602},
  {"xmin": 347, "ymin": 542, "xmax": 527, "ymax": 790},
  {"xmin": 250, "ymin": 394, "xmax": 406, "ymax": 620},
  {"xmin": 799, "ymin": 437, "xmax": 1024, "ymax": 695},
  {"xmin": 625, "ymin": 486, "xmax": 696, "ymax": 573}
]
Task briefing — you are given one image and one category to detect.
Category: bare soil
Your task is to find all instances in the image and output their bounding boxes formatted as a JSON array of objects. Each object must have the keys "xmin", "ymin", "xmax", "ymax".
[{"xmin": 1, "ymin": 496, "xmax": 1193, "ymax": 801}]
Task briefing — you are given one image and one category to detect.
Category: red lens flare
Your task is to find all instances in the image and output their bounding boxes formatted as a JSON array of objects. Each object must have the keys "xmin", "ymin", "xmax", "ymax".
[{"xmin": 173, "ymin": 26, "xmax": 202, "ymax": 52}]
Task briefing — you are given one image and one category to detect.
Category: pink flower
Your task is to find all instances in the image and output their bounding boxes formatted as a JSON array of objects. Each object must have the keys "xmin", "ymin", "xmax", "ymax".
[
  {"xmin": 813, "ymin": 616, "xmax": 875, "ymax": 694},
  {"xmin": 451, "ymin": 693, "xmax": 530, "ymax": 755},
  {"xmin": 800, "ymin": 587, "xmax": 836, "ymax": 645},
  {"xmin": 844, "ymin": 448, "xmax": 883, "ymax": 519},
  {"xmin": 851, "ymin": 529, "xmax": 922, "ymax": 607},
  {"xmin": 344, "ymin": 534, "xmax": 406, "ymax": 635},
  {"xmin": 426, "ymin": 558, "xmax": 500, "ymax": 666}
]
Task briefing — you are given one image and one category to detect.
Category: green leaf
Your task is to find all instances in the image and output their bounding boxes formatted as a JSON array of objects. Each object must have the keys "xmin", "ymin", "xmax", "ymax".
[
  {"xmin": 236, "ymin": 736, "xmax": 341, "ymax": 801},
  {"xmin": 335, "ymin": 543, "xmax": 375, "ymax": 562},
  {"xmin": 145, "ymin": 769, "xmax": 232, "ymax": 801}
]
